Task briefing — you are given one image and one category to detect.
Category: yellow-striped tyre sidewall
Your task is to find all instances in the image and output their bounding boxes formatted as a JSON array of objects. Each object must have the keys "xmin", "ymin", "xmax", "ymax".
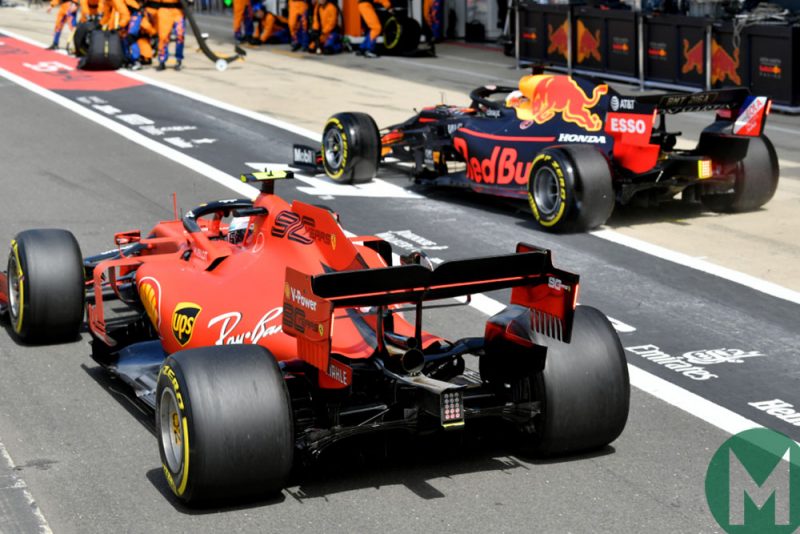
[{"xmin": 322, "ymin": 117, "xmax": 350, "ymax": 183}]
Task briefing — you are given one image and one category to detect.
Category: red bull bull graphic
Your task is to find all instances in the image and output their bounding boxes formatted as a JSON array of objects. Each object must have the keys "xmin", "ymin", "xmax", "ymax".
[
  {"xmin": 682, "ymin": 38, "xmax": 703, "ymax": 75},
  {"xmin": 516, "ymin": 75, "xmax": 608, "ymax": 131},
  {"xmin": 711, "ymin": 39, "xmax": 741, "ymax": 85},
  {"xmin": 547, "ymin": 20, "xmax": 569, "ymax": 61},
  {"xmin": 576, "ymin": 20, "xmax": 601, "ymax": 64}
]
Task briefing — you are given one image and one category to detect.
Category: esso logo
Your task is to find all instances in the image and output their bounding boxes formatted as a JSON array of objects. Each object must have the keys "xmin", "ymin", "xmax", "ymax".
[{"xmin": 609, "ymin": 117, "xmax": 647, "ymax": 134}]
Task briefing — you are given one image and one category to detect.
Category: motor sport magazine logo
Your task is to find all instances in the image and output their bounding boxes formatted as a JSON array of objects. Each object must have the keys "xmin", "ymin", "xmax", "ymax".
[
  {"xmin": 706, "ymin": 428, "xmax": 800, "ymax": 533},
  {"xmin": 625, "ymin": 345, "xmax": 765, "ymax": 380}
]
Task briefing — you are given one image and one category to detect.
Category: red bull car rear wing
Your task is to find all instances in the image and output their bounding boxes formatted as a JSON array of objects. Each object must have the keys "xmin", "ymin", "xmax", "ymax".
[
  {"xmin": 283, "ymin": 243, "xmax": 579, "ymax": 374},
  {"xmin": 634, "ymin": 88, "xmax": 770, "ymax": 137}
]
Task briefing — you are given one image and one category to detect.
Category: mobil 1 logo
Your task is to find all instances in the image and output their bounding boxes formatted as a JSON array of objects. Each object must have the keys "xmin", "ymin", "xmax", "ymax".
[{"xmin": 706, "ymin": 428, "xmax": 800, "ymax": 533}]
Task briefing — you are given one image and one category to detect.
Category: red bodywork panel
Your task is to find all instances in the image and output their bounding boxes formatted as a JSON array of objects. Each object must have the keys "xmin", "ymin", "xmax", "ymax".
[
  {"xmin": 0, "ymin": 272, "xmax": 7, "ymax": 310},
  {"xmin": 87, "ymin": 192, "xmax": 432, "ymax": 389}
]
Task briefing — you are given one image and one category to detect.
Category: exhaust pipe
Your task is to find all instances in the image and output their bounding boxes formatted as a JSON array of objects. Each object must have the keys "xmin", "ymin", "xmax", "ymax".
[{"xmin": 399, "ymin": 348, "xmax": 424, "ymax": 375}]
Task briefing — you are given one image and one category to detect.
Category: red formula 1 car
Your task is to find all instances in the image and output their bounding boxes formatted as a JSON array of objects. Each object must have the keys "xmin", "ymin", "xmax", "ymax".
[
  {"xmin": 294, "ymin": 72, "xmax": 779, "ymax": 232},
  {"xmin": 0, "ymin": 172, "xmax": 629, "ymax": 504}
]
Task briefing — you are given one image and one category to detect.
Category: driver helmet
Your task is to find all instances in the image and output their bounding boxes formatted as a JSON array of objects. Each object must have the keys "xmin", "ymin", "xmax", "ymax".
[{"xmin": 227, "ymin": 216, "xmax": 251, "ymax": 244}]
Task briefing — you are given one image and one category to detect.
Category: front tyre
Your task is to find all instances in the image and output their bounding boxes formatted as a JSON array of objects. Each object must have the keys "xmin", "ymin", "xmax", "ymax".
[
  {"xmin": 519, "ymin": 306, "xmax": 630, "ymax": 456},
  {"xmin": 527, "ymin": 145, "xmax": 615, "ymax": 232},
  {"xmin": 156, "ymin": 345, "xmax": 294, "ymax": 505},
  {"xmin": 321, "ymin": 112, "xmax": 380, "ymax": 184},
  {"xmin": 701, "ymin": 135, "xmax": 779, "ymax": 212},
  {"xmin": 7, "ymin": 229, "xmax": 84, "ymax": 343}
]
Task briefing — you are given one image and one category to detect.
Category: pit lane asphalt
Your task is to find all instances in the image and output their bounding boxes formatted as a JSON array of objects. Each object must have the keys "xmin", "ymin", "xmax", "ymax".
[
  {"xmin": 0, "ymin": 21, "xmax": 797, "ymax": 534},
  {"xmin": 0, "ymin": 62, "xmax": 744, "ymax": 534}
]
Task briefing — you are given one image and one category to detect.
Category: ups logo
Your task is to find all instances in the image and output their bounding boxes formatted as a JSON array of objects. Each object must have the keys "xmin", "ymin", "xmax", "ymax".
[{"xmin": 172, "ymin": 302, "xmax": 201, "ymax": 347}]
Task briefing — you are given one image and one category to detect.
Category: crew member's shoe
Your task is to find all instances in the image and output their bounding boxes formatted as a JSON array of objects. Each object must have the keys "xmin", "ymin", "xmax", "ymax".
[
  {"xmin": 129, "ymin": 61, "xmax": 142, "ymax": 71},
  {"xmin": 364, "ymin": 50, "xmax": 378, "ymax": 58},
  {"xmin": 290, "ymin": 43, "xmax": 301, "ymax": 51},
  {"xmin": 174, "ymin": 61, "xmax": 182, "ymax": 71},
  {"xmin": 45, "ymin": 44, "xmax": 57, "ymax": 50},
  {"xmin": 156, "ymin": 62, "xmax": 166, "ymax": 71}
]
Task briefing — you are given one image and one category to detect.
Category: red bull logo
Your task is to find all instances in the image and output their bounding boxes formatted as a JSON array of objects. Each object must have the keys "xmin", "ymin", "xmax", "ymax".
[
  {"xmin": 517, "ymin": 75, "xmax": 608, "ymax": 131},
  {"xmin": 547, "ymin": 20, "xmax": 569, "ymax": 60},
  {"xmin": 711, "ymin": 39, "xmax": 740, "ymax": 85},
  {"xmin": 576, "ymin": 20, "xmax": 601, "ymax": 63},
  {"xmin": 682, "ymin": 38, "xmax": 703, "ymax": 75}
]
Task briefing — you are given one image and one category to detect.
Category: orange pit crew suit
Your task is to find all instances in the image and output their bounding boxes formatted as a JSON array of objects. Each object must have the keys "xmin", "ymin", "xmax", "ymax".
[
  {"xmin": 79, "ymin": 0, "xmax": 102, "ymax": 22},
  {"xmin": 47, "ymin": 0, "xmax": 78, "ymax": 49},
  {"xmin": 148, "ymin": 0, "xmax": 185, "ymax": 69},
  {"xmin": 232, "ymin": 0, "xmax": 254, "ymax": 42},
  {"xmin": 253, "ymin": 8, "xmax": 290, "ymax": 44},
  {"xmin": 288, "ymin": 0, "xmax": 309, "ymax": 50},
  {"xmin": 358, "ymin": 0, "xmax": 391, "ymax": 55},
  {"xmin": 308, "ymin": 0, "xmax": 341, "ymax": 54},
  {"xmin": 125, "ymin": 0, "xmax": 156, "ymax": 65}
]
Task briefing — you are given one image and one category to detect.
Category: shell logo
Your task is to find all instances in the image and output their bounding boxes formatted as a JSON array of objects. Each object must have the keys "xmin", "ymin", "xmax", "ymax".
[{"xmin": 138, "ymin": 277, "xmax": 161, "ymax": 328}]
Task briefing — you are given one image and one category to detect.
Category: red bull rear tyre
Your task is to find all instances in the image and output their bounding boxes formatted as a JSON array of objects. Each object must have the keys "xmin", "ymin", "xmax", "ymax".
[
  {"xmin": 527, "ymin": 145, "xmax": 614, "ymax": 232},
  {"xmin": 700, "ymin": 135, "xmax": 779, "ymax": 213},
  {"xmin": 322, "ymin": 112, "xmax": 380, "ymax": 184}
]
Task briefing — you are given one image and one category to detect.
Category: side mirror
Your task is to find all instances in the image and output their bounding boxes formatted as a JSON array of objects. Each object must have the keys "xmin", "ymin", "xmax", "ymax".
[{"xmin": 114, "ymin": 230, "xmax": 141, "ymax": 246}]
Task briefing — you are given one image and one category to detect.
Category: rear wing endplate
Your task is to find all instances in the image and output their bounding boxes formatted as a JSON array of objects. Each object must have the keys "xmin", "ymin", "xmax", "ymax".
[
  {"xmin": 282, "ymin": 243, "xmax": 580, "ymax": 373},
  {"xmin": 635, "ymin": 88, "xmax": 769, "ymax": 137}
]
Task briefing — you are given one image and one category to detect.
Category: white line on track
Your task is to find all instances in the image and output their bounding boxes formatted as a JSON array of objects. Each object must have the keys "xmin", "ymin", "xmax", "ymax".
[
  {"xmin": 0, "ymin": 440, "xmax": 53, "ymax": 534},
  {"xmin": 0, "ymin": 29, "xmax": 779, "ymax": 441}
]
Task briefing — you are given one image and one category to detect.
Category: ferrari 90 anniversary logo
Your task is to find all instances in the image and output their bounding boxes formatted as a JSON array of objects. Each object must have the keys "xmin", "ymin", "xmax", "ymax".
[{"xmin": 172, "ymin": 302, "xmax": 202, "ymax": 347}]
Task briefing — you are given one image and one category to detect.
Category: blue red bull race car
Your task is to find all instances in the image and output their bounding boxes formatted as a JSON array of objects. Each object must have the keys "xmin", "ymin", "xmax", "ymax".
[{"xmin": 294, "ymin": 72, "xmax": 779, "ymax": 232}]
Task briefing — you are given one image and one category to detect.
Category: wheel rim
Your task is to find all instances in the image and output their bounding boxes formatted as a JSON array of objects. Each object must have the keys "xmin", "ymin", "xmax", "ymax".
[
  {"xmin": 159, "ymin": 388, "xmax": 184, "ymax": 473},
  {"xmin": 7, "ymin": 254, "xmax": 21, "ymax": 321},
  {"xmin": 323, "ymin": 128, "xmax": 344, "ymax": 171},
  {"xmin": 533, "ymin": 166, "xmax": 561, "ymax": 217}
]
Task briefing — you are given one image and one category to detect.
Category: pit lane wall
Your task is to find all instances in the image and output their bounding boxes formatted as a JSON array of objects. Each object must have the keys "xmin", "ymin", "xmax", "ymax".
[{"xmin": 516, "ymin": 2, "xmax": 800, "ymax": 110}]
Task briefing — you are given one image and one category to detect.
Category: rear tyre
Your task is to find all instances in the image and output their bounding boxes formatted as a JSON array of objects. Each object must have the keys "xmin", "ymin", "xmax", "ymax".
[
  {"xmin": 527, "ymin": 145, "xmax": 615, "ymax": 232},
  {"xmin": 518, "ymin": 306, "xmax": 629, "ymax": 456},
  {"xmin": 321, "ymin": 112, "xmax": 380, "ymax": 184},
  {"xmin": 6, "ymin": 229, "xmax": 84, "ymax": 343},
  {"xmin": 701, "ymin": 135, "xmax": 779, "ymax": 212},
  {"xmin": 156, "ymin": 345, "xmax": 294, "ymax": 505}
]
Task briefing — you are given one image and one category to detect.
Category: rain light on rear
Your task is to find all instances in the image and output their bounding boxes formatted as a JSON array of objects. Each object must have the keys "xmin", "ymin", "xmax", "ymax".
[{"xmin": 698, "ymin": 159, "xmax": 713, "ymax": 179}]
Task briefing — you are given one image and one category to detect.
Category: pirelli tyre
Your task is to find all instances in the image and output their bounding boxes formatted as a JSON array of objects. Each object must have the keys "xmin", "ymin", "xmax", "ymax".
[
  {"xmin": 519, "ymin": 305, "xmax": 629, "ymax": 456},
  {"xmin": 156, "ymin": 345, "xmax": 293, "ymax": 504},
  {"xmin": 321, "ymin": 112, "xmax": 380, "ymax": 184},
  {"xmin": 527, "ymin": 145, "xmax": 614, "ymax": 232},
  {"xmin": 72, "ymin": 20, "xmax": 99, "ymax": 57},
  {"xmin": 382, "ymin": 14, "xmax": 421, "ymax": 55},
  {"xmin": 700, "ymin": 135, "xmax": 779, "ymax": 213},
  {"xmin": 6, "ymin": 229, "xmax": 84, "ymax": 344}
]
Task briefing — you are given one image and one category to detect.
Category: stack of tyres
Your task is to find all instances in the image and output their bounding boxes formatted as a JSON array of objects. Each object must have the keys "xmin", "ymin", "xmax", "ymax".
[
  {"xmin": 379, "ymin": 8, "xmax": 422, "ymax": 56},
  {"xmin": 77, "ymin": 30, "xmax": 124, "ymax": 70},
  {"xmin": 72, "ymin": 20, "xmax": 100, "ymax": 57}
]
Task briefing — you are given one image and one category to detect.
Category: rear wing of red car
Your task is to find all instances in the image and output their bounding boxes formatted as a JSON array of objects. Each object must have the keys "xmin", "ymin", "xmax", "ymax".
[{"xmin": 282, "ymin": 243, "xmax": 579, "ymax": 374}]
